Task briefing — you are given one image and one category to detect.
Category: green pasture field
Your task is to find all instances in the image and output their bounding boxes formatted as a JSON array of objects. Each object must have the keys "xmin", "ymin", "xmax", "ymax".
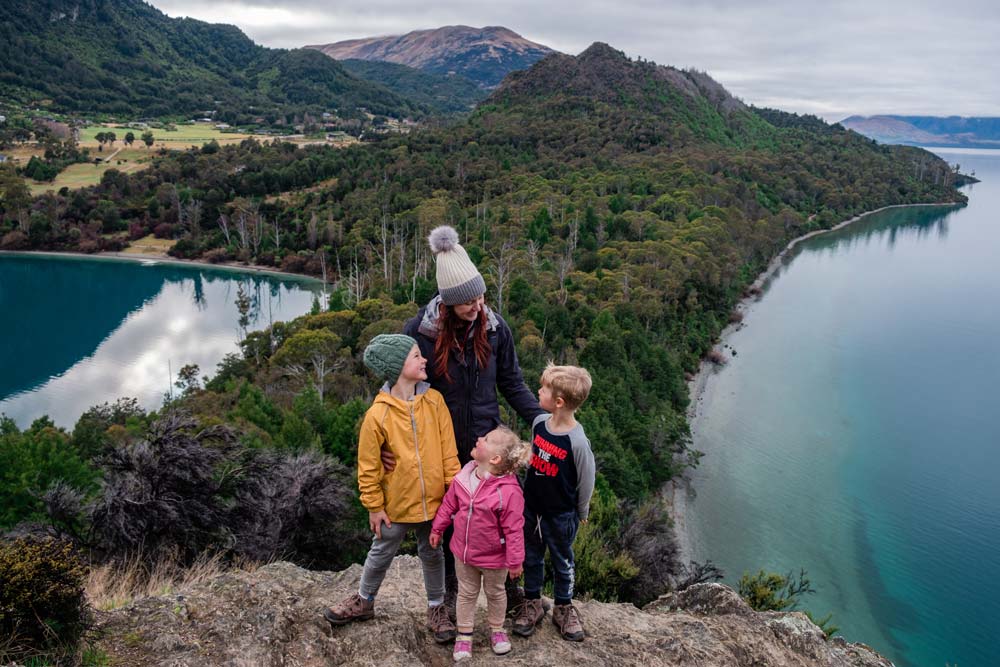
[
  {"xmin": 78, "ymin": 123, "xmax": 252, "ymax": 148},
  {"xmin": 28, "ymin": 148, "xmax": 152, "ymax": 195}
]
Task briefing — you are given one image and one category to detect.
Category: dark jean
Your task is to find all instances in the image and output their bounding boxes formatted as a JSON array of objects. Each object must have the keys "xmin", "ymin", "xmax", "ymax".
[{"xmin": 523, "ymin": 507, "xmax": 579, "ymax": 605}]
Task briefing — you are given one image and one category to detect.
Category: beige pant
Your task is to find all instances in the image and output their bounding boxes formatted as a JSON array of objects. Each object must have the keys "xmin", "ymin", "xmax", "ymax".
[{"xmin": 454, "ymin": 557, "xmax": 508, "ymax": 633}]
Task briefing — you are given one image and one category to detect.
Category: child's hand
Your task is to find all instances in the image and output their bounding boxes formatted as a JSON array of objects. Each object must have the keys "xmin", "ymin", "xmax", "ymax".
[
  {"xmin": 380, "ymin": 446, "xmax": 397, "ymax": 473},
  {"xmin": 580, "ymin": 518, "xmax": 588, "ymax": 525},
  {"xmin": 508, "ymin": 565, "xmax": 523, "ymax": 579},
  {"xmin": 369, "ymin": 510, "xmax": 391, "ymax": 538},
  {"xmin": 429, "ymin": 532, "xmax": 441, "ymax": 549}
]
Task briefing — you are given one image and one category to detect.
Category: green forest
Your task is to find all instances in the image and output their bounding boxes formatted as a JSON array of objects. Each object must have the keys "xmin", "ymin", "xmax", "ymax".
[
  {"xmin": 0, "ymin": 0, "xmax": 436, "ymax": 122},
  {"xmin": 0, "ymin": 41, "xmax": 967, "ymax": 662}
]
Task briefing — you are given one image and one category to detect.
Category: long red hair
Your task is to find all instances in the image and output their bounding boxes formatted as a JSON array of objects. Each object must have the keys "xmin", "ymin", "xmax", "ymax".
[{"xmin": 433, "ymin": 302, "xmax": 491, "ymax": 383}]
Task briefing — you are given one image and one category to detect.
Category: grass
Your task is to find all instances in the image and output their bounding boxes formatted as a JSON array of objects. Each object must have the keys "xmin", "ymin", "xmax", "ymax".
[
  {"xmin": 28, "ymin": 149, "xmax": 152, "ymax": 195},
  {"xmin": 264, "ymin": 176, "xmax": 339, "ymax": 204},
  {"xmin": 78, "ymin": 123, "xmax": 253, "ymax": 149},
  {"xmin": 85, "ymin": 552, "xmax": 257, "ymax": 612},
  {"xmin": 120, "ymin": 234, "xmax": 177, "ymax": 255}
]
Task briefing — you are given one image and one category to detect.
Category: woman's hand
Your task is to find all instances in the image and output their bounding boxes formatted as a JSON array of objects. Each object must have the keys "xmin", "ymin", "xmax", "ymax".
[
  {"xmin": 369, "ymin": 510, "xmax": 391, "ymax": 538},
  {"xmin": 380, "ymin": 446, "xmax": 396, "ymax": 473}
]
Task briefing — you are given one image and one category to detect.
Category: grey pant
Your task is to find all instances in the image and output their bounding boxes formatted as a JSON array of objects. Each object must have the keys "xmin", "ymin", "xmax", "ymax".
[{"xmin": 358, "ymin": 520, "xmax": 445, "ymax": 605}]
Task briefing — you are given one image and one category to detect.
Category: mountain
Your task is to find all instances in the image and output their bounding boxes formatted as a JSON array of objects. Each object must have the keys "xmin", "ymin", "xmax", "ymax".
[
  {"xmin": 339, "ymin": 59, "xmax": 487, "ymax": 115},
  {"xmin": 842, "ymin": 115, "xmax": 1000, "ymax": 148},
  {"xmin": 0, "ymin": 0, "xmax": 423, "ymax": 121},
  {"xmin": 306, "ymin": 25, "xmax": 556, "ymax": 88}
]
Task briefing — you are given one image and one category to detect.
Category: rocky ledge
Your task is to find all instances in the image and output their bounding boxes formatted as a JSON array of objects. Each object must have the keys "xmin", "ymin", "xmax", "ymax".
[{"xmin": 94, "ymin": 555, "xmax": 892, "ymax": 666}]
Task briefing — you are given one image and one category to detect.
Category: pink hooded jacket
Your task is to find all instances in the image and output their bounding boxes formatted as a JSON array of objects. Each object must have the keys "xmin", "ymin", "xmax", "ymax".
[{"xmin": 431, "ymin": 460, "xmax": 525, "ymax": 570}]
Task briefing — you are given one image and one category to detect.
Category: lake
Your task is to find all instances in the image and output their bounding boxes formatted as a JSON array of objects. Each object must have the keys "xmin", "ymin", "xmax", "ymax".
[
  {"xmin": 0, "ymin": 255, "xmax": 321, "ymax": 427},
  {"xmin": 685, "ymin": 148, "xmax": 1000, "ymax": 667}
]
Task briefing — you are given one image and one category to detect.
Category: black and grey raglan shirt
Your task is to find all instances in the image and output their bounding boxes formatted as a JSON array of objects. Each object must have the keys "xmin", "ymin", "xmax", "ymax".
[{"xmin": 523, "ymin": 413, "xmax": 596, "ymax": 521}]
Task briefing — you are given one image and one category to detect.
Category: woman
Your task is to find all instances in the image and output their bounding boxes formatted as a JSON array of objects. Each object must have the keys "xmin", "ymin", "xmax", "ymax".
[
  {"xmin": 390, "ymin": 225, "xmax": 543, "ymax": 612},
  {"xmin": 402, "ymin": 225, "xmax": 542, "ymax": 463}
]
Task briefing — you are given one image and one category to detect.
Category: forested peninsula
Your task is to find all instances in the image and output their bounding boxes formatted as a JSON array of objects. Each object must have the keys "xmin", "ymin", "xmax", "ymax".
[{"xmin": 0, "ymin": 42, "xmax": 967, "ymax": 663}]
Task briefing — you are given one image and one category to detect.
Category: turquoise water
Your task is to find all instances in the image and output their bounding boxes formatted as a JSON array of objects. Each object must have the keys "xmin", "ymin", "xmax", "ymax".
[
  {"xmin": 0, "ymin": 255, "xmax": 320, "ymax": 427},
  {"xmin": 686, "ymin": 149, "xmax": 1000, "ymax": 667}
]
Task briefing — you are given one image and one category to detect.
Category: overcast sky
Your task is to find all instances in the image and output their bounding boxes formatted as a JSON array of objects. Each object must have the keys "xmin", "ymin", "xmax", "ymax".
[{"xmin": 150, "ymin": 0, "xmax": 999, "ymax": 121}]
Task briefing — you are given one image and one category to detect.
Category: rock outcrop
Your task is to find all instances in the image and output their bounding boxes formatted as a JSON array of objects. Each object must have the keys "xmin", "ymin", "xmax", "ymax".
[{"xmin": 94, "ymin": 556, "xmax": 892, "ymax": 666}]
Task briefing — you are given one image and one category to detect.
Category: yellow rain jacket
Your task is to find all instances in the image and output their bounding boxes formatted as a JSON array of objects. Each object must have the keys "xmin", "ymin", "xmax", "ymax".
[{"xmin": 357, "ymin": 382, "xmax": 460, "ymax": 523}]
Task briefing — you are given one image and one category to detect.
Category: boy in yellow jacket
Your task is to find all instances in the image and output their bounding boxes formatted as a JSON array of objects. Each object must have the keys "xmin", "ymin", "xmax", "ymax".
[{"xmin": 323, "ymin": 334, "xmax": 461, "ymax": 642}]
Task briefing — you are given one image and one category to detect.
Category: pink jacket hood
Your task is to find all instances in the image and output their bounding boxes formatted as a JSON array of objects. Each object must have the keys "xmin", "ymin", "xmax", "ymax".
[{"xmin": 431, "ymin": 461, "xmax": 525, "ymax": 570}]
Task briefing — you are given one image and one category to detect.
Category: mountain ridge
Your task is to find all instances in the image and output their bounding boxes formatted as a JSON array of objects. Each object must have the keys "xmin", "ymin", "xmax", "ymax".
[
  {"xmin": 307, "ymin": 25, "xmax": 556, "ymax": 88},
  {"xmin": 841, "ymin": 115, "xmax": 1000, "ymax": 148}
]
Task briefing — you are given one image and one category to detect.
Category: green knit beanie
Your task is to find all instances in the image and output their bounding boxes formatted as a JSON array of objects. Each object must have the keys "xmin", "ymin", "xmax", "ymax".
[{"xmin": 363, "ymin": 334, "xmax": 418, "ymax": 382}]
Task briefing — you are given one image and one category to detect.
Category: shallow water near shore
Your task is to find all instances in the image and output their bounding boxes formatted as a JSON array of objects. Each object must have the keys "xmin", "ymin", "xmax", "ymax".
[
  {"xmin": 0, "ymin": 254, "xmax": 321, "ymax": 427},
  {"xmin": 686, "ymin": 149, "xmax": 1000, "ymax": 667}
]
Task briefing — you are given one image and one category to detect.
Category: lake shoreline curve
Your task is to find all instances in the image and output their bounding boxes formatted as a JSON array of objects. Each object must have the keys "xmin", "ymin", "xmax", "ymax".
[
  {"xmin": 0, "ymin": 249, "xmax": 325, "ymax": 285},
  {"xmin": 668, "ymin": 199, "xmax": 963, "ymax": 566}
]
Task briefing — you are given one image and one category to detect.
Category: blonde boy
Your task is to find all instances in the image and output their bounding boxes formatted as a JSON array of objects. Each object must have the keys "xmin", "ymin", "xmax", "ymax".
[{"xmin": 513, "ymin": 364, "xmax": 595, "ymax": 642}]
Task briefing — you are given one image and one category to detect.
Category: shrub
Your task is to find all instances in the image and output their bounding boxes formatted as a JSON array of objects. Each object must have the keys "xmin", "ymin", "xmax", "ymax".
[
  {"xmin": 87, "ymin": 412, "xmax": 233, "ymax": 563},
  {"xmin": 202, "ymin": 247, "xmax": 231, "ymax": 264},
  {"xmin": 738, "ymin": 568, "xmax": 813, "ymax": 612},
  {"xmin": 0, "ymin": 538, "xmax": 88, "ymax": 658}
]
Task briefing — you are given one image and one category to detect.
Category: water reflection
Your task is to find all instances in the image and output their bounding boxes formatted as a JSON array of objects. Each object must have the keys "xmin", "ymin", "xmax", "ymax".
[
  {"xmin": 0, "ymin": 255, "xmax": 320, "ymax": 427},
  {"xmin": 764, "ymin": 204, "xmax": 960, "ymax": 288}
]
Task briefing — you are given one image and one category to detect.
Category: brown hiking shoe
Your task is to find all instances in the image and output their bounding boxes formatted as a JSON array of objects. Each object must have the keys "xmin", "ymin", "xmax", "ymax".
[
  {"xmin": 323, "ymin": 593, "xmax": 374, "ymax": 626},
  {"xmin": 552, "ymin": 603, "xmax": 585, "ymax": 641},
  {"xmin": 427, "ymin": 603, "xmax": 457, "ymax": 643},
  {"xmin": 512, "ymin": 598, "xmax": 546, "ymax": 637}
]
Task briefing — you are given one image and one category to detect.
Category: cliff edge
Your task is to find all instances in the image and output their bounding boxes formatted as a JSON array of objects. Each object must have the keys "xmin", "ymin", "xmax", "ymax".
[{"xmin": 93, "ymin": 556, "xmax": 892, "ymax": 666}]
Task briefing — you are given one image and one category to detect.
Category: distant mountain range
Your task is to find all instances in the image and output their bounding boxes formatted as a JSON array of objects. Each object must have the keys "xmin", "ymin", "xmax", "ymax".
[
  {"xmin": 307, "ymin": 25, "xmax": 556, "ymax": 89},
  {"xmin": 841, "ymin": 115, "xmax": 1000, "ymax": 148}
]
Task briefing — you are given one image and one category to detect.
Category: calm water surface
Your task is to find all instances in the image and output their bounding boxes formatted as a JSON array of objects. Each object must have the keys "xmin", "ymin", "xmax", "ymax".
[
  {"xmin": 0, "ymin": 255, "xmax": 320, "ymax": 427},
  {"xmin": 687, "ymin": 148, "xmax": 1000, "ymax": 667}
]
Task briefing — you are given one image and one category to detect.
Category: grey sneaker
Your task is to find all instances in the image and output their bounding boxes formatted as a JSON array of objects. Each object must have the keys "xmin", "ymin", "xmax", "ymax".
[
  {"xmin": 512, "ymin": 598, "xmax": 546, "ymax": 637},
  {"xmin": 552, "ymin": 603, "xmax": 585, "ymax": 641},
  {"xmin": 427, "ymin": 603, "xmax": 457, "ymax": 643},
  {"xmin": 323, "ymin": 593, "xmax": 374, "ymax": 625}
]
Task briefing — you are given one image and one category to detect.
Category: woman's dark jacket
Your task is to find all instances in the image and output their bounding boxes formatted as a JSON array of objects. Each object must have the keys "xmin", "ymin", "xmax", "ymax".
[{"xmin": 403, "ymin": 296, "xmax": 543, "ymax": 464}]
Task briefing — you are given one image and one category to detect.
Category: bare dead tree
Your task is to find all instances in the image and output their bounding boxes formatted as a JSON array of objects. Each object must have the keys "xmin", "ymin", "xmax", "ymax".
[
  {"xmin": 235, "ymin": 212, "xmax": 249, "ymax": 250},
  {"xmin": 487, "ymin": 236, "xmax": 515, "ymax": 315},
  {"xmin": 217, "ymin": 214, "xmax": 232, "ymax": 245},
  {"xmin": 179, "ymin": 199, "xmax": 203, "ymax": 239},
  {"xmin": 525, "ymin": 239, "xmax": 539, "ymax": 269},
  {"xmin": 272, "ymin": 218, "xmax": 281, "ymax": 252},
  {"xmin": 556, "ymin": 253, "xmax": 572, "ymax": 305},
  {"xmin": 306, "ymin": 213, "xmax": 318, "ymax": 249}
]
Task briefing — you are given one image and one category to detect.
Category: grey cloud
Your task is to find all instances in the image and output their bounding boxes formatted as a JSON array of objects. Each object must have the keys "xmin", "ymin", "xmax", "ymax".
[{"xmin": 151, "ymin": 0, "xmax": 1000, "ymax": 119}]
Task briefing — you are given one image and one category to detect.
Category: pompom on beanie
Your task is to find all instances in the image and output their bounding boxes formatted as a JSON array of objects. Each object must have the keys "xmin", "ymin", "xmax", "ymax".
[
  {"xmin": 363, "ymin": 334, "xmax": 417, "ymax": 382},
  {"xmin": 428, "ymin": 225, "xmax": 487, "ymax": 306}
]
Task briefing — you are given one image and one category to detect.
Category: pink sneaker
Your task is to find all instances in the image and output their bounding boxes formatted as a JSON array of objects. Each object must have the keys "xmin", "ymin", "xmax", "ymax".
[
  {"xmin": 491, "ymin": 630, "xmax": 512, "ymax": 655},
  {"xmin": 453, "ymin": 636, "xmax": 472, "ymax": 662}
]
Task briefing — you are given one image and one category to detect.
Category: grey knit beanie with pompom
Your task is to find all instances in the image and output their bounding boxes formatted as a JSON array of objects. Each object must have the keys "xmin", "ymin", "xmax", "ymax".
[
  {"xmin": 363, "ymin": 334, "xmax": 417, "ymax": 383},
  {"xmin": 428, "ymin": 225, "xmax": 486, "ymax": 306}
]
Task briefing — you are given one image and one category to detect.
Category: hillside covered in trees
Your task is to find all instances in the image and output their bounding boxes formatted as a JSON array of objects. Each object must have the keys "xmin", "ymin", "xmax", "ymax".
[
  {"xmin": 0, "ymin": 41, "xmax": 967, "ymax": 662},
  {"xmin": 0, "ymin": 0, "xmax": 432, "ymax": 121}
]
